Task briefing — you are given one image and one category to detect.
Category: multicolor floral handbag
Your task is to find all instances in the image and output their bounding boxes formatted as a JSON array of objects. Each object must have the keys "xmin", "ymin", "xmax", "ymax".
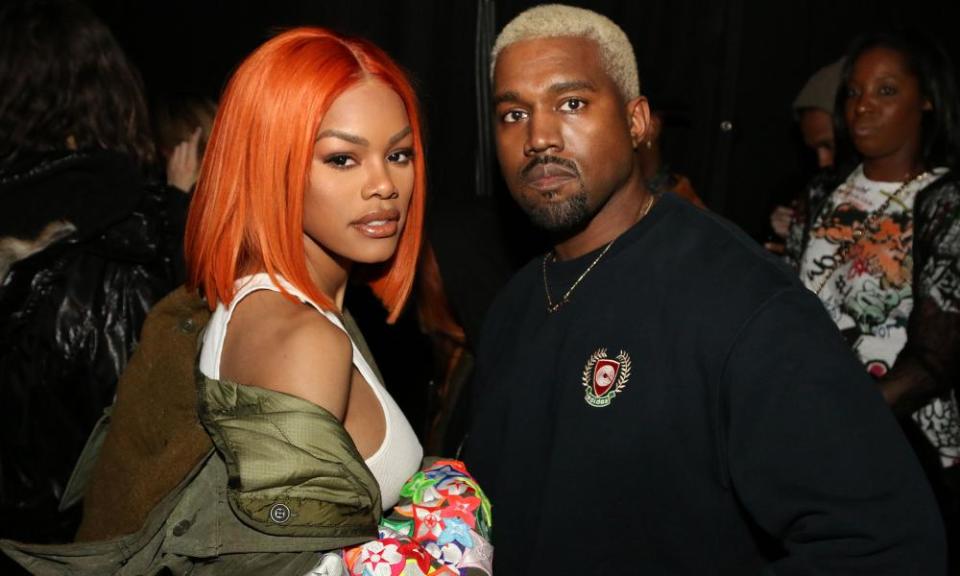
[{"xmin": 341, "ymin": 460, "xmax": 493, "ymax": 576}]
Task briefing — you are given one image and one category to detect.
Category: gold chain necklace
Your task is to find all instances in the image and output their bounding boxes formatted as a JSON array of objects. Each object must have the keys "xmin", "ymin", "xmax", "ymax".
[
  {"xmin": 811, "ymin": 169, "xmax": 930, "ymax": 295},
  {"xmin": 542, "ymin": 193, "xmax": 656, "ymax": 313}
]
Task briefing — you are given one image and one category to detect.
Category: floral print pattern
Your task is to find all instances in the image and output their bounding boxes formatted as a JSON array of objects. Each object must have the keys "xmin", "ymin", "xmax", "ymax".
[
  {"xmin": 343, "ymin": 460, "xmax": 493, "ymax": 576},
  {"xmin": 789, "ymin": 166, "xmax": 960, "ymax": 467}
]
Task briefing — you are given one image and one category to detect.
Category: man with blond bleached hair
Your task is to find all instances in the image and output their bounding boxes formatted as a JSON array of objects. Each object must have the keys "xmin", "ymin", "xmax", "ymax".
[{"xmin": 464, "ymin": 4, "xmax": 944, "ymax": 574}]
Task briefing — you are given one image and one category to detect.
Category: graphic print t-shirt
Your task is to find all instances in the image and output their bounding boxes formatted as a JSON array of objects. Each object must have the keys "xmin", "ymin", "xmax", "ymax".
[{"xmin": 800, "ymin": 166, "xmax": 960, "ymax": 467}]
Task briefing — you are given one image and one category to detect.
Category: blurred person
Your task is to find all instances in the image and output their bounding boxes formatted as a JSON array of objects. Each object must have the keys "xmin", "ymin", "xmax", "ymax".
[
  {"xmin": 637, "ymin": 109, "xmax": 705, "ymax": 208},
  {"xmin": 789, "ymin": 30, "xmax": 960, "ymax": 561},
  {"xmin": 0, "ymin": 0, "xmax": 183, "ymax": 552},
  {"xmin": 793, "ymin": 59, "xmax": 845, "ymax": 170},
  {"xmin": 152, "ymin": 94, "xmax": 218, "ymax": 281},
  {"xmin": 417, "ymin": 241, "xmax": 473, "ymax": 456},
  {"xmin": 769, "ymin": 59, "xmax": 843, "ymax": 251},
  {"xmin": 153, "ymin": 94, "xmax": 217, "ymax": 193},
  {"xmin": 464, "ymin": 5, "xmax": 944, "ymax": 574}
]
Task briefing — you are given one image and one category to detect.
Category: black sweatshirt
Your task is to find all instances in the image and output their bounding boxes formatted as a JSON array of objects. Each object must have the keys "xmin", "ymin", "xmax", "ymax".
[{"xmin": 464, "ymin": 192, "xmax": 945, "ymax": 575}]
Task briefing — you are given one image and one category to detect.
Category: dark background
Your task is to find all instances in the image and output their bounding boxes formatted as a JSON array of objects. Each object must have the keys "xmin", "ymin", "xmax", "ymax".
[
  {"xmin": 87, "ymin": 0, "xmax": 960, "ymax": 237},
  {"xmin": 83, "ymin": 0, "xmax": 959, "ymax": 435}
]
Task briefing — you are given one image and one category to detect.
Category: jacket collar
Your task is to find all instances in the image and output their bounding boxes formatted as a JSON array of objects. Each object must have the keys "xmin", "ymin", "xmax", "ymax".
[{"xmin": 0, "ymin": 149, "xmax": 144, "ymax": 243}]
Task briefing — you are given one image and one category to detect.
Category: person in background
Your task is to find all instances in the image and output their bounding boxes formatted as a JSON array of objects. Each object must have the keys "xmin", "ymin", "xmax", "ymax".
[
  {"xmin": 417, "ymin": 241, "xmax": 473, "ymax": 456},
  {"xmin": 769, "ymin": 58, "xmax": 843, "ymax": 253},
  {"xmin": 788, "ymin": 30, "xmax": 960, "ymax": 564},
  {"xmin": 637, "ymin": 109, "xmax": 706, "ymax": 208},
  {"xmin": 794, "ymin": 59, "xmax": 845, "ymax": 170},
  {"xmin": 465, "ymin": 4, "xmax": 944, "ymax": 573},
  {"xmin": 153, "ymin": 94, "xmax": 217, "ymax": 193},
  {"xmin": 0, "ymin": 0, "xmax": 182, "ymax": 558},
  {"xmin": 151, "ymin": 94, "xmax": 218, "ymax": 280}
]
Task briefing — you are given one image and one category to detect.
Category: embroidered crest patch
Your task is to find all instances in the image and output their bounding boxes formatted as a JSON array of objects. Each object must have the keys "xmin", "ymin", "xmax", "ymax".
[{"xmin": 582, "ymin": 348, "xmax": 631, "ymax": 407}]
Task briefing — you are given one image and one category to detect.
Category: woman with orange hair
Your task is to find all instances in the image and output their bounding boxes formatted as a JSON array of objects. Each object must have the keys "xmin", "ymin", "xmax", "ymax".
[
  {"xmin": 184, "ymin": 25, "xmax": 426, "ymax": 512},
  {"xmin": 1, "ymin": 27, "xmax": 498, "ymax": 576}
]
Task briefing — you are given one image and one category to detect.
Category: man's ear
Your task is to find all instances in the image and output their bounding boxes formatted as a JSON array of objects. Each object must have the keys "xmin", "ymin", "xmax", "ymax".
[{"xmin": 627, "ymin": 96, "xmax": 651, "ymax": 149}]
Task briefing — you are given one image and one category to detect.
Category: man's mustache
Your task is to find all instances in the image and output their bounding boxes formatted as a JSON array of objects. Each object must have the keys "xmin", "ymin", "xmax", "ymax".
[{"xmin": 520, "ymin": 155, "xmax": 580, "ymax": 180}]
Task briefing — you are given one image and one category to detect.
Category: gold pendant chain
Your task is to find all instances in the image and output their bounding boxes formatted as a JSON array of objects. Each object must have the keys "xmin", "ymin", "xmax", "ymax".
[
  {"xmin": 543, "ymin": 238, "xmax": 614, "ymax": 313},
  {"xmin": 543, "ymin": 193, "xmax": 656, "ymax": 313},
  {"xmin": 812, "ymin": 169, "xmax": 930, "ymax": 295}
]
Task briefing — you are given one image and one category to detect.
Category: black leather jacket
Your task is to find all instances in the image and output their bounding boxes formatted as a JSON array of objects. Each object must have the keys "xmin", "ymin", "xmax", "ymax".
[{"xmin": 0, "ymin": 150, "xmax": 187, "ymax": 544}]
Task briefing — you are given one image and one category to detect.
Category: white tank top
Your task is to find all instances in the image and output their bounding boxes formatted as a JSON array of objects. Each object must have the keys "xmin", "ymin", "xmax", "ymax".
[{"xmin": 198, "ymin": 273, "xmax": 422, "ymax": 510}]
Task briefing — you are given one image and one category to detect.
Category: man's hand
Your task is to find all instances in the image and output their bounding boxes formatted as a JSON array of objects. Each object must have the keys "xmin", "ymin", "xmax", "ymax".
[
  {"xmin": 166, "ymin": 127, "xmax": 203, "ymax": 193},
  {"xmin": 769, "ymin": 205, "xmax": 794, "ymax": 239}
]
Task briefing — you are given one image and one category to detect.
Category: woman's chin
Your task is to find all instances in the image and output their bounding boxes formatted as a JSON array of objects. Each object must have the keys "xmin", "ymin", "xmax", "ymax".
[{"xmin": 349, "ymin": 246, "xmax": 400, "ymax": 266}]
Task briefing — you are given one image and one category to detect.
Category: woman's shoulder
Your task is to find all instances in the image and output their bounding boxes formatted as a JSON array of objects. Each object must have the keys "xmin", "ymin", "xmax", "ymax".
[
  {"xmin": 919, "ymin": 169, "xmax": 960, "ymax": 199},
  {"xmin": 222, "ymin": 289, "xmax": 354, "ymax": 419},
  {"xmin": 916, "ymin": 169, "xmax": 960, "ymax": 220}
]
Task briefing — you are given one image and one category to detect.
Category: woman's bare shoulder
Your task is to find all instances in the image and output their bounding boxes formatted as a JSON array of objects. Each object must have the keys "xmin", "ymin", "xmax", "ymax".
[{"xmin": 220, "ymin": 289, "xmax": 353, "ymax": 419}]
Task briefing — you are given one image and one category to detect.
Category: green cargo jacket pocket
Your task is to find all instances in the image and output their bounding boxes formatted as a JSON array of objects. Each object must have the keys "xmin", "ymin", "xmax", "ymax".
[{"xmin": 198, "ymin": 376, "xmax": 382, "ymax": 539}]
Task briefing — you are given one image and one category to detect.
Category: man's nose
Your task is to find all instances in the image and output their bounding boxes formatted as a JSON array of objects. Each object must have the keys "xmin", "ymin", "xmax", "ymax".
[{"xmin": 524, "ymin": 112, "xmax": 563, "ymax": 156}]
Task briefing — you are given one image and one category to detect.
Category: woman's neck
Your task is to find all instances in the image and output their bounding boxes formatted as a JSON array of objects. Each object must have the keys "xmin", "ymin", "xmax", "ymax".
[
  {"xmin": 304, "ymin": 241, "xmax": 350, "ymax": 310},
  {"xmin": 862, "ymin": 153, "xmax": 925, "ymax": 183}
]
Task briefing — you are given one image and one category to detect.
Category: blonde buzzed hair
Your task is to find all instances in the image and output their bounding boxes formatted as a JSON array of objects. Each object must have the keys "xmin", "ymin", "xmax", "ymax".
[{"xmin": 491, "ymin": 4, "xmax": 640, "ymax": 100}]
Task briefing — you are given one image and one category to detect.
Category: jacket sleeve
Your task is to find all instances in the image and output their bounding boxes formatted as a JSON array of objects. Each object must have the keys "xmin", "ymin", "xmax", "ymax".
[
  {"xmin": 783, "ymin": 173, "xmax": 836, "ymax": 270},
  {"xmin": 721, "ymin": 288, "xmax": 945, "ymax": 574},
  {"xmin": 61, "ymin": 188, "xmax": 180, "ymax": 414},
  {"xmin": 198, "ymin": 378, "xmax": 382, "ymax": 539},
  {"xmin": 880, "ymin": 180, "xmax": 960, "ymax": 416}
]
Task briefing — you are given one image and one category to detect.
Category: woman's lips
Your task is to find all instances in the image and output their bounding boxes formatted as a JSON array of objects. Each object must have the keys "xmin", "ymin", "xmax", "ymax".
[{"xmin": 352, "ymin": 209, "xmax": 400, "ymax": 238}]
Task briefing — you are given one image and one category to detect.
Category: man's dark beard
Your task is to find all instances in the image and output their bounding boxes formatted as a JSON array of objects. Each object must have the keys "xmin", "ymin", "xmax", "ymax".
[
  {"xmin": 516, "ymin": 184, "xmax": 591, "ymax": 233},
  {"xmin": 515, "ymin": 155, "xmax": 591, "ymax": 233}
]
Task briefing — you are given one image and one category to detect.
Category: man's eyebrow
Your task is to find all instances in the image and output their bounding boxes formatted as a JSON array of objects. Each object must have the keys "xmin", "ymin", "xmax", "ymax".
[
  {"xmin": 316, "ymin": 129, "xmax": 368, "ymax": 145},
  {"xmin": 388, "ymin": 126, "xmax": 412, "ymax": 146},
  {"xmin": 548, "ymin": 80, "xmax": 596, "ymax": 94},
  {"xmin": 493, "ymin": 90, "xmax": 522, "ymax": 106},
  {"xmin": 493, "ymin": 81, "xmax": 597, "ymax": 106}
]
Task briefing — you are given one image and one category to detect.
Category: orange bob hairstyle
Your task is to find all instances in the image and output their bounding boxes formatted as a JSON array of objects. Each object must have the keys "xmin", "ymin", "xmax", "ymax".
[{"xmin": 184, "ymin": 27, "xmax": 425, "ymax": 323}]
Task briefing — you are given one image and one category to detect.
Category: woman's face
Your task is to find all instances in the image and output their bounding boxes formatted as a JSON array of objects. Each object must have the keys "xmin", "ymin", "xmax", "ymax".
[
  {"xmin": 304, "ymin": 79, "xmax": 415, "ymax": 267},
  {"xmin": 844, "ymin": 46, "xmax": 930, "ymax": 165}
]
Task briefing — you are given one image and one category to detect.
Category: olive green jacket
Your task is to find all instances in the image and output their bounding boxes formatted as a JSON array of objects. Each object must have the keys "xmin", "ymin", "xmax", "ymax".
[{"xmin": 1, "ymin": 288, "xmax": 384, "ymax": 575}]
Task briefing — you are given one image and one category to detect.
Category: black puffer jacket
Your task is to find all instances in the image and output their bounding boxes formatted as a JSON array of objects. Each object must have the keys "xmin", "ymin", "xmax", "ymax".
[{"xmin": 0, "ymin": 150, "xmax": 187, "ymax": 544}]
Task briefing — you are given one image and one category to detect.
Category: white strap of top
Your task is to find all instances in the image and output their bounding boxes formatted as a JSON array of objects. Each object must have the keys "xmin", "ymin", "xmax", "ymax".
[{"xmin": 200, "ymin": 274, "xmax": 383, "ymax": 395}]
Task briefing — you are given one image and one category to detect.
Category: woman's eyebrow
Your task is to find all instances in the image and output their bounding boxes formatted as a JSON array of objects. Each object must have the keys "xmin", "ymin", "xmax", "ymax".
[
  {"xmin": 389, "ymin": 126, "xmax": 412, "ymax": 146},
  {"xmin": 316, "ymin": 129, "xmax": 367, "ymax": 145},
  {"xmin": 315, "ymin": 126, "xmax": 412, "ymax": 146}
]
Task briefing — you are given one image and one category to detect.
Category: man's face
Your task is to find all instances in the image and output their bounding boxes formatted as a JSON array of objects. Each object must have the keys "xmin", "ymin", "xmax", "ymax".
[
  {"xmin": 493, "ymin": 36, "xmax": 640, "ymax": 233},
  {"xmin": 799, "ymin": 108, "xmax": 835, "ymax": 168}
]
